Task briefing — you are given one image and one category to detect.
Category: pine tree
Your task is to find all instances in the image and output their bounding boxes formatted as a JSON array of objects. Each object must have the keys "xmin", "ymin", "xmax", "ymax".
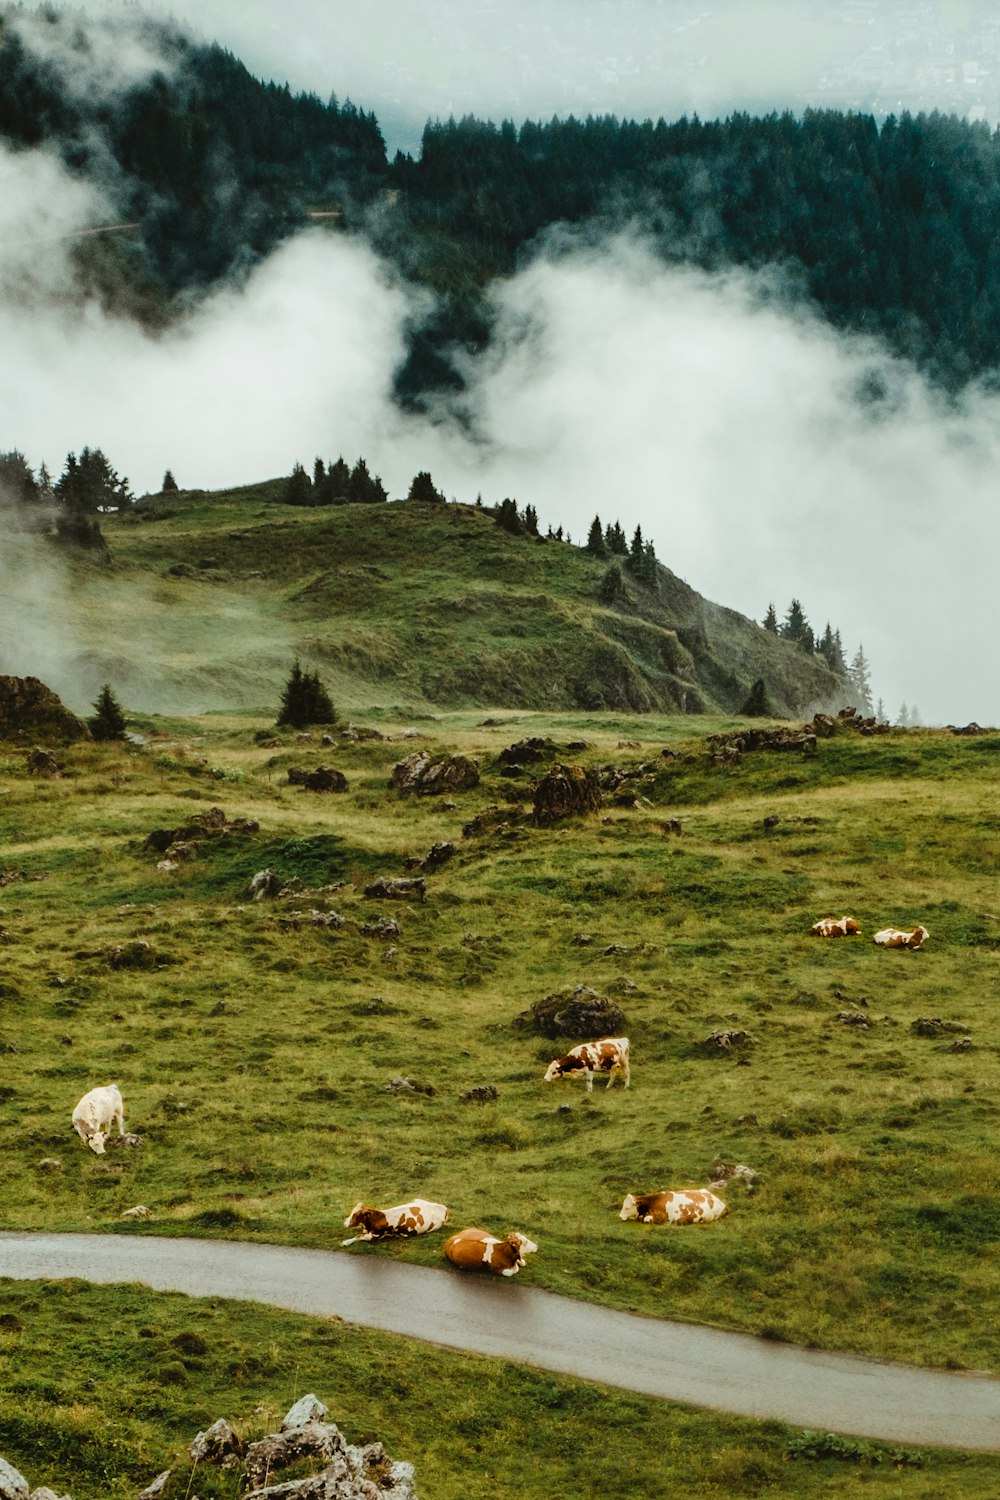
[
  {"xmin": 88, "ymin": 683, "xmax": 127, "ymax": 741},
  {"xmin": 781, "ymin": 598, "xmax": 809, "ymax": 642},
  {"xmin": 762, "ymin": 602, "xmax": 778, "ymax": 633},
  {"xmin": 407, "ymin": 470, "xmax": 445, "ymax": 503},
  {"xmin": 741, "ymin": 678, "xmax": 775, "ymax": 716},
  {"xmin": 523, "ymin": 503, "xmax": 539, "ymax": 536},
  {"xmin": 897, "ymin": 702, "xmax": 910, "ymax": 726},
  {"xmin": 494, "ymin": 497, "xmax": 522, "ymax": 535},
  {"xmin": 277, "ymin": 660, "xmax": 336, "ymax": 728},
  {"xmin": 875, "ymin": 697, "xmax": 886, "ymax": 721},
  {"xmin": 910, "ymin": 704, "xmax": 923, "ymax": 726},
  {"xmin": 161, "ymin": 469, "xmax": 179, "ymax": 494},
  {"xmin": 586, "ymin": 515, "xmax": 607, "ymax": 555},
  {"xmin": 848, "ymin": 645, "xmax": 874, "ymax": 715},
  {"xmin": 285, "ymin": 462, "xmax": 313, "ymax": 506},
  {"xmin": 325, "ymin": 457, "xmax": 351, "ymax": 503},
  {"xmin": 313, "ymin": 457, "xmax": 326, "ymax": 489},
  {"xmin": 55, "ymin": 448, "xmax": 131, "ymax": 511}
]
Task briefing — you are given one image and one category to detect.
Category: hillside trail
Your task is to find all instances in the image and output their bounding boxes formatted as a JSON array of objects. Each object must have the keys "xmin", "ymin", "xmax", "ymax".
[{"xmin": 1, "ymin": 1231, "xmax": 998, "ymax": 1451}]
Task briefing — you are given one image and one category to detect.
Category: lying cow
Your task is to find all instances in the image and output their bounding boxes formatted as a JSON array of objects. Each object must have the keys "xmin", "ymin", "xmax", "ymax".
[
  {"xmin": 71, "ymin": 1083, "xmax": 125, "ymax": 1155},
  {"xmin": 874, "ymin": 925, "xmax": 929, "ymax": 950},
  {"xmin": 620, "ymin": 1189, "xmax": 728, "ymax": 1225},
  {"xmin": 543, "ymin": 1036, "xmax": 630, "ymax": 1092},
  {"xmin": 443, "ymin": 1227, "xmax": 538, "ymax": 1277},
  {"xmin": 811, "ymin": 915, "xmax": 860, "ymax": 938},
  {"xmin": 342, "ymin": 1198, "xmax": 449, "ymax": 1246}
]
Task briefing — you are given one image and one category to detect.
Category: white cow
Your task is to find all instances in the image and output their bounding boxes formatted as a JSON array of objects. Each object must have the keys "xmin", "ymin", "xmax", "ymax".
[{"xmin": 71, "ymin": 1083, "xmax": 125, "ymax": 1155}]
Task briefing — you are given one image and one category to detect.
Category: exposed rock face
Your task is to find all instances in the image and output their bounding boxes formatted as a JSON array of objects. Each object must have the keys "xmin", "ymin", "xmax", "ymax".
[
  {"xmin": 0, "ymin": 676, "xmax": 90, "ymax": 744},
  {"xmin": 532, "ymin": 764, "xmax": 602, "ymax": 826},
  {"xmin": 287, "ymin": 766, "xmax": 349, "ymax": 792},
  {"xmin": 498, "ymin": 736, "xmax": 558, "ymax": 767},
  {"xmin": 390, "ymin": 752, "xmax": 479, "ymax": 795},
  {"xmin": 707, "ymin": 727, "xmax": 816, "ymax": 757},
  {"xmin": 145, "ymin": 807, "xmax": 259, "ymax": 860},
  {"xmin": 190, "ymin": 1417, "xmax": 241, "ymax": 1463},
  {"xmin": 513, "ymin": 983, "xmax": 626, "ymax": 1040},
  {"xmin": 0, "ymin": 1457, "xmax": 29, "ymax": 1500},
  {"xmin": 26, "ymin": 748, "xmax": 60, "ymax": 776},
  {"xmin": 363, "ymin": 876, "xmax": 426, "ymax": 903}
]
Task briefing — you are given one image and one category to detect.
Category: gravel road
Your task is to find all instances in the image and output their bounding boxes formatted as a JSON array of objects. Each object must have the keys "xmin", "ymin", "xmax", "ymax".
[{"xmin": 1, "ymin": 1231, "xmax": 997, "ymax": 1450}]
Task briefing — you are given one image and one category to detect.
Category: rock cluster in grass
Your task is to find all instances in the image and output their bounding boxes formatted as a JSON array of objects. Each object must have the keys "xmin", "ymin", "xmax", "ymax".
[
  {"xmin": 513, "ymin": 983, "xmax": 626, "ymax": 1040},
  {"xmin": 391, "ymin": 750, "xmax": 480, "ymax": 795},
  {"xmin": 146, "ymin": 805, "xmax": 259, "ymax": 864},
  {"xmin": 0, "ymin": 676, "xmax": 90, "ymax": 745},
  {"xmin": 532, "ymin": 764, "xmax": 602, "ymax": 825},
  {"xmin": 1, "ymin": 1395, "xmax": 416, "ymax": 1500},
  {"xmin": 287, "ymin": 765, "xmax": 349, "ymax": 792}
]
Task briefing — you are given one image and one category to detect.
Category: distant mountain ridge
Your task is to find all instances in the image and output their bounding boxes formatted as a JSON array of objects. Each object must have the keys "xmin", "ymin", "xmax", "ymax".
[{"xmin": 4, "ymin": 5, "xmax": 1000, "ymax": 397}]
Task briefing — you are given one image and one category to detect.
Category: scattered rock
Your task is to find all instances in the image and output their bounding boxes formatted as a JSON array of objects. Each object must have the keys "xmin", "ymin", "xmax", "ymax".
[
  {"xmin": 462, "ymin": 803, "xmax": 526, "ymax": 839},
  {"xmin": 360, "ymin": 916, "xmax": 401, "ymax": 940},
  {"xmin": 0, "ymin": 1458, "xmax": 29, "ymax": 1500},
  {"xmin": 190, "ymin": 1418, "xmax": 241, "ymax": 1464},
  {"xmin": 707, "ymin": 727, "xmax": 816, "ymax": 757},
  {"xmin": 136, "ymin": 1473, "xmax": 172, "ymax": 1500},
  {"xmin": 385, "ymin": 1076, "xmax": 434, "ymax": 1096},
  {"xmin": 247, "ymin": 869, "xmax": 282, "ymax": 901},
  {"xmin": 460, "ymin": 1085, "xmax": 500, "ymax": 1104},
  {"xmin": 146, "ymin": 807, "xmax": 258, "ymax": 857},
  {"xmin": 26, "ymin": 748, "xmax": 60, "ymax": 777},
  {"xmin": 617, "ymin": 738, "xmax": 641, "ymax": 748},
  {"xmin": 36, "ymin": 1156, "xmax": 62, "ymax": 1172},
  {"xmin": 121, "ymin": 1204, "xmax": 151, "ymax": 1219},
  {"xmin": 391, "ymin": 751, "xmax": 479, "ymax": 795},
  {"xmin": 836, "ymin": 1010, "xmax": 872, "ymax": 1027},
  {"xmin": 106, "ymin": 940, "xmax": 162, "ymax": 971},
  {"xmin": 807, "ymin": 706, "xmax": 889, "ymax": 737},
  {"xmin": 498, "ymin": 736, "xmax": 558, "ymax": 766},
  {"xmin": 0, "ymin": 676, "xmax": 90, "ymax": 744},
  {"xmin": 342, "ymin": 722, "xmax": 384, "ymax": 742},
  {"xmin": 282, "ymin": 1395, "xmax": 330, "ymax": 1430},
  {"xmin": 950, "ymin": 1036, "xmax": 974, "ymax": 1052},
  {"xmin": 911, "ymin": 1017, "xmax": 969, "ymax": 1037},
  {"xmin": 276, "ymin": 909, "xmax": 346, "ymax": 931},
  {"xmin": 570, "ymin": 933, "xmax": 594, "ymax": 946},
  {"xmin": 422, "ymin": 840, "xmax": 456, "ymax": 869},
  {"xmin": 513, "ymin": 983, "xmax": 626, "ymax": 1040},
  {"xmin": 700, "ymin": 1028, "xmax": 755, "ymax": 1052},
  {"xmin": 708, "ymin": 1160, "xmax": 757, "ymax": 1192},
  {"xmin": 287, "ymin": 766, "xmax": 348, "ymax": 792},
  {"xmin": 950, "ymin": 722, "xmax": 992, "ymax": 736},
  {"xmin": 244, "ymin": 1420, "xmax": 345, "ymax": 1488},
  {"xmin": 762, "ymin": 814, "xmax": 781, "ymax": 832},
  {"xmin": 660, "ymin": 818, "xmax": 683, "ymax": 835},
  {"xmin": 532, "ymin": 764, "xmax": 602, "ymax": 826},
  {"xmin": 364, "ymin": 876, "xmax": 426, "ymax": 903}
]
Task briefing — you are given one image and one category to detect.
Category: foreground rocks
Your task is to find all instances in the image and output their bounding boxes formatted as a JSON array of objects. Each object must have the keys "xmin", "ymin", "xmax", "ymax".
[
  {"xmin": 391, "ymin": 751, "xmax": 479, "ymax": 796},
  {"xmin": 1, "ymin": 1394, "xmax": 415, "ymax": 1500},
  {"xmin": 532, "ymin": 764, "xmax": 602, "ymax": 825},
  {"xmin": 0, "ymin": 676, "xmax": 90, "ymax": 744}
]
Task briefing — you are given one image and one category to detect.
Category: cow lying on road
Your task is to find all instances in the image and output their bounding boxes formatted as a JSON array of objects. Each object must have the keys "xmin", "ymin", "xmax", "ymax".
[
  {"xmin": 543, "ymin": 1036, "xmax": 630, "ymax": 1092},
  {"xmin": 874, "ymin": 925, "xmax": 929, "ymax": 950},
  {"xmin": 443, "ymin": 1227, "xmax": 538, "ymax": 1276},
  {"xmin": 342, "ymin": 1198, "xmax": 449, "ymax": 1246},
  {"xmin": 620, "ymin": 1189, "xmax": 728, "ymax": 1225},
  {"xmin": 71, "ymin": 1083, "xmax": 125, "ymax": 1155},
  {"xmin": 811, "ymin": 915, "xmax": 860, "ymax": 937}
]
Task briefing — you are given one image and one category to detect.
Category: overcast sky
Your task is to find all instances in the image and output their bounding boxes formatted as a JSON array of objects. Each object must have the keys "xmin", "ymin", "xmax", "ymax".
[
  {"xmin": 5, "ymin": 1, "xmax": 1000, "ymax": 724},
  {"xmin": 68, "ymin": 0, "xmax": 1000, "ymax": 152}
]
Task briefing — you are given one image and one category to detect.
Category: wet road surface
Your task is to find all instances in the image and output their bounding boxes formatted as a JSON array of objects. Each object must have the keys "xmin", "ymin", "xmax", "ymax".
[{"xmin": 1, "ymin": 1231, "xmax": 997, "ymax": 1450}]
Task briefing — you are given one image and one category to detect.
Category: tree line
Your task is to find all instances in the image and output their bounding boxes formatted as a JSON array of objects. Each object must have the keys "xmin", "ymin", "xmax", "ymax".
[{"xmin": 764, "ymin": 597, "xmax": 871, "ymax": 706}]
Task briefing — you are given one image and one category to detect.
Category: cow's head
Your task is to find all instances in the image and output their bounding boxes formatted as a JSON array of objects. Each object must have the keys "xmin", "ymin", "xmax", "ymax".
[
  {"xmin": 509, "ymin": 1232, "xmax": 538, "ymax": 1258},
  {"xmin": 543, "ymin": 1054, "xmax": 583, "ymax": 1083},
  {"xmin": 619, "ymin": 1193, "xmax": 638, "ymax": 1221},
  {"xmin": 344, "ymin": 1201, "xmax": 368, "ymax": 1229},
  {"xmin": 844, "ymin": 917, "xmax": 860, "ymax": 934},
  {"xmin": 912, "ymin": 925, "xmax": 929, "ymax": 946},
  {"xmin": 88, "ymin": 1131, "xmax": 107, "ymax": 1156}
]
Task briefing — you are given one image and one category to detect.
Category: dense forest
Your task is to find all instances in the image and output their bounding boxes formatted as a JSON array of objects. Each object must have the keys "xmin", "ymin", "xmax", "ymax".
[{"xmin": 5, "ymin": 5, "xmax": 1000, "ymax": 396}]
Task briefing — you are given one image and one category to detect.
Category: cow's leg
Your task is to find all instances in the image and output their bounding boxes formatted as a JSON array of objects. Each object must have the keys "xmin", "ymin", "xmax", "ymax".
[
  {"xmin": 606, "ymin": 1070, "xmax": 616, "ymax": 1089},
  {"xmin": 585, "ymin": 1072, "xmax": 594, "ymax": 1093},
  {"xmin": 114, "ymin": 1107, "xmax": 125, "ymax": 1136},
  {"xmin": 622, "ymin": 1057, "xmax": 631, "ymax": 1089}
]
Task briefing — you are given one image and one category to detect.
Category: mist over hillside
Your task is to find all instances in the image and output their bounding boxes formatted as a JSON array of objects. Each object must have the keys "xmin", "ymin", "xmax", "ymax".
[{"xmin": 2, "ymin": 4, "xmax": 1000, "ymax": 722}]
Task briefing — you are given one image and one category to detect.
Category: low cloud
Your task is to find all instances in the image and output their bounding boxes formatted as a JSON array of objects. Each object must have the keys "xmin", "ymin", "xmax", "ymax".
[{"xmin": 0, "ymin": 132, "xmax": 997, "ymax": 722}]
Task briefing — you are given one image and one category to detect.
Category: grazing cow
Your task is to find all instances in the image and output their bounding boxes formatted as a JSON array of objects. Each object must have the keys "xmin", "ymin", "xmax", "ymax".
[
  {"xmin": 874, "ymin": 925, "xmax": 929, "ymax": 950},
  {"xmin": 811, "ymin": 915, "xmax": 860, "ymax": 938},
  {"xmin": 71, "ymin": 1083, "xmax": 125, "ymax": 1155},
  {"xmin": 443, "ymin": 1227, "xmax": 538, "ymax": 1277},
  {"xmin": 342, "ymin": 1198, "xmax": 449, "ymax": 1246},
  {"xmin": 543, "ymin": 1036, "xmax": 630, "ymax": 1092},
  {"xmin": 619, "ymin": 1189, "xmax": 728, "ymax": 1225}
]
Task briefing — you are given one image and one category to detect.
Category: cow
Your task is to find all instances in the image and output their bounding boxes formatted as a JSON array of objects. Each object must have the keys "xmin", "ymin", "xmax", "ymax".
[
  {"xmin": 71, "ymin": 1083, "xmax": 125, "ymax": 1155},
  {"xmin": 443, "ymin": 1227, "xmax": 538, "ymax": 1277},
  {"xmin": 342, "ymin": 1198, "xmax": 449, "ymax": 1246},
  {"xmin": 543, "ymin": 1036, "xmax": 630, "ymax": 1092},
  {"xmin": 619, "ymin": 1189, "xmax": 728, "ymax": 1225},
  {"xmin": 811, "ymin": 915, "xmax": 860, "ymax": 938},
  {"xmin": 874, "ymin": 925, "xmax": 929, "ymax": 950}
]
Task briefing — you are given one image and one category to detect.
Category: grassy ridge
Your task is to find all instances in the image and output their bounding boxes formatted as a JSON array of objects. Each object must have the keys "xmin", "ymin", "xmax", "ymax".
[{"xmin": 50, "ymin": 487, "xmax": 850, "ymax": 716}]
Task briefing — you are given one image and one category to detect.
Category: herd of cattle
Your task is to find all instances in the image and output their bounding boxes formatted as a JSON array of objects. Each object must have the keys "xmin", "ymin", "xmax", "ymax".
[{"xmin": 69, "ymin": 916, "xmax": 926, "ymax": 1276}]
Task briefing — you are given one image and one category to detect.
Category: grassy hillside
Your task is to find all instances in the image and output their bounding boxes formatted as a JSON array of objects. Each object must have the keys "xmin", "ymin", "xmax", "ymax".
[
  {"xmin": 59, "ymin": 485, "xmax": 847, "ymax": 718},
  {"xmin": 1, "ymin": 707, "xmax": 999, "ymax": 1490}
]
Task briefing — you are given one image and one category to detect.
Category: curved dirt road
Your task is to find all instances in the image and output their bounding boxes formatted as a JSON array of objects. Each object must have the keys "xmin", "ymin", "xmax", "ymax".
[{"xmin": 2, "ymin": 1231, "xmax": 998, "ymax": 1450}]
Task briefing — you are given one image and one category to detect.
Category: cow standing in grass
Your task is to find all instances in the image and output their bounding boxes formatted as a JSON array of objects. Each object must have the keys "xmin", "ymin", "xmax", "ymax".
[
  {"xmin": 71, "ymin": 1083, "xmax": 125, "ymax": 1155},
  {"xmin": 543, "ymin": 1037, "xmax": 630, "ymax": 1092}
]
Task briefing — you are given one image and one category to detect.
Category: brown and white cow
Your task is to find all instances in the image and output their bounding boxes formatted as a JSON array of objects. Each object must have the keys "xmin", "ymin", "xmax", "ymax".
[
  {"xmin": 342, "ymin": 1198, "xmax": 449, "ymax": 1246},
  {"xmin": 619, "ymin": 1189, "xmax": 728, "ymax": 1225},
  {"xmin": 811, "ymin": 915, "xmax": 860, "ymax": 938},
  {"xmin": 543, "ymin": 1036, "xmax": 630, "ymax": 1092},
  {"xmin": 874, "ymin": 925, "xmax": 929, "ymax": 950},
  {"xmin": 443, "ymin": 1227, "xmax": 538, "ymax": 1277}
]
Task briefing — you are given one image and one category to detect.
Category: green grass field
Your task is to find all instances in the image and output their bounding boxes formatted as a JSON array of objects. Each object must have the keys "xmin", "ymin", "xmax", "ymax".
[{"xmin": 2, "ymin": 708, "xmax": 999, "ymax": 1492}]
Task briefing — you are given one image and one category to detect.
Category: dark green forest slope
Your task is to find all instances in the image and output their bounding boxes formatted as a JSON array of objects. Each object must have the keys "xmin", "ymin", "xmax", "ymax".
[{"xmin": 3, "ymin": 5, "xmax": 1000, "ymax": 396}]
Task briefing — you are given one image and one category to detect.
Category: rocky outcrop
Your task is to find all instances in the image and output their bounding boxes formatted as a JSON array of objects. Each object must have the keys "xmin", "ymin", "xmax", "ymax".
[
  {"xmin": 364, "ymin": 876, "xmax": 426, "ymax": 903},
  {"xmin": 0, "ymin": 676, "xmax": 89, "ymax": 744},
  {"xmin": 513, "ymin": 983, "xmax": 626, "ymax": 1040},
  {"xmin": 145, "ymin": 806, "xmax": 259, "ymax": 861},
  {"xmin": 0, "ymin": 1396, "xmax": 415, "ymax": 1500},
  {"xmin": 287, "ymin": 766, "xmax": 349, "ymax": 792},
  {"xmin": 391, "ymin": 751, "xmax": 479, "ymax": 796},
  {"xmin": 532, "ymin": 765, "xmax": 602, "ymax": 826}
]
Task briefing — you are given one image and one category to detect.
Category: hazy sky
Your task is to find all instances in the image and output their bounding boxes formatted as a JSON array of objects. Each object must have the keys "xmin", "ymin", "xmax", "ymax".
[{"xmin": 4, "ymin": 2, "xmax": 1000, "ymax": 724}]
